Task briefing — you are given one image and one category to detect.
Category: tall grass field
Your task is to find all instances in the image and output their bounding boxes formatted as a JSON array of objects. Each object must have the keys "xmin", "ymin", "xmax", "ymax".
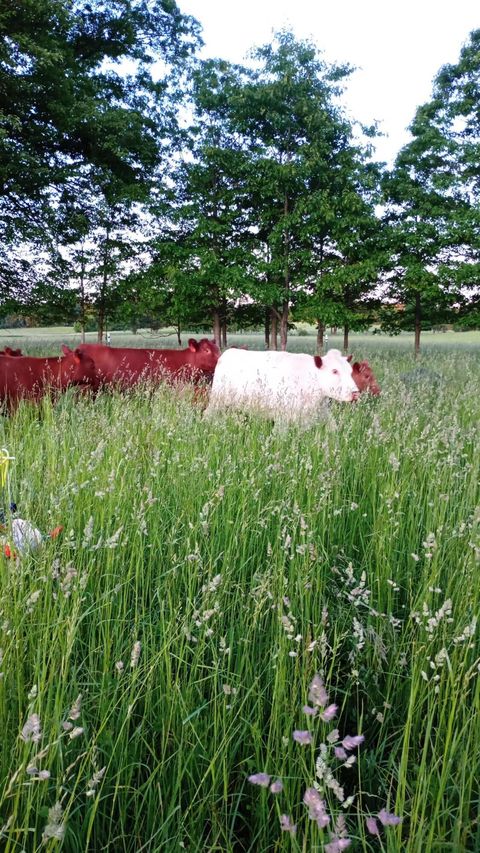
[{"xmin": 0, "ymin": 335, "xmax": 478, "ymax": 851}]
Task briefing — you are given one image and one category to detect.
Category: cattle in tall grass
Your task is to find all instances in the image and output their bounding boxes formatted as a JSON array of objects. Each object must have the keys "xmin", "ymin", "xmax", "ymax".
[
  {"xmin": 0, "ymin": 345, "xmax": 96, "ymax": 410},
  {"xmin": 205, "ymin": 348, "xmax": 359, "ymax": 422},
  {"xmin": 77, "ymin": 339, "xmax": 220, "ymax": 390}
]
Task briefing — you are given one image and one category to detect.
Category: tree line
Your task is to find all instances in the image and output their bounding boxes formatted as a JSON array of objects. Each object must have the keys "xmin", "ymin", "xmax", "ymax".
[{"xmin": 1, "ymin": 2, "xmax": 479, "ymax": 354}]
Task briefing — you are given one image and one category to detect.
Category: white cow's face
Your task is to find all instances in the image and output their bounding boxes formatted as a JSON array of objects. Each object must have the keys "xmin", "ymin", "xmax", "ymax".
[{"xmin": 314, "ymin": 350, "xmax": 359, "ymax": 402}]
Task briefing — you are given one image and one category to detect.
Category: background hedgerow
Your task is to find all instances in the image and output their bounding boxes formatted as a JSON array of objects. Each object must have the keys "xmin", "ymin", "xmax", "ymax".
[{"xmin": 0, "ymin": 341, "xmax": 478, "ymax": 852}]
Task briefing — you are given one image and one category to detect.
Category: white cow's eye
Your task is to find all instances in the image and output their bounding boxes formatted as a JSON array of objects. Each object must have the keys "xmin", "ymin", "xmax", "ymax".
[{"xmin": 332, "ymin": 369, "xmax": 339, "ymax": 375}]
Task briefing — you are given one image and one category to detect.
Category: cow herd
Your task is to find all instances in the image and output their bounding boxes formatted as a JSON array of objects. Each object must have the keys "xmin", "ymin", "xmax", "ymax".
[{"xmin": 0, "ymin": 339, "xmax": 380, "ymax": 417}]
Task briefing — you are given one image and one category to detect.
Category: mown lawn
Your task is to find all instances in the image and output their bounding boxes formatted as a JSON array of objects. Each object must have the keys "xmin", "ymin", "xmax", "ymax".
[{"xmin": 0, "ymin": 340, "xmax": 478, "ymax": 851}]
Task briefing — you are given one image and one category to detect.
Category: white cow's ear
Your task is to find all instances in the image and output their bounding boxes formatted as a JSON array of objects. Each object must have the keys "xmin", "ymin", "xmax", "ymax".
[
  {"xmin": 347, "ymin": 354, "xmax": 353, "ymax": 363},
  {"xmin": 314, "ymin": 355, "xmax": 322, "ymax": 369}
]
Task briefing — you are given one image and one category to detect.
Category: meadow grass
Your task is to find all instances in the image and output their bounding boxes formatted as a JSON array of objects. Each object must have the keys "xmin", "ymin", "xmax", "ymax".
[{"xmin": 0, "ymin": 343, "xmax": 478, "ymax": 851}]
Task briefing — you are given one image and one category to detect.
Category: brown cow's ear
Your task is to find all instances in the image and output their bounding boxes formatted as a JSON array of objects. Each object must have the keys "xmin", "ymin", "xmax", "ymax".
[
  {"xmin": 352, "ymin": 362, "xmax": 361, "ymax": 371},
  {"xmin": 188, "ymin": 338, "xmax": 198, "ymax": 352},
  {"xmin": 314, "ymin": 355, "xmax": 322, "ymax": 368},
  {"xmin": 73, "ymin": 348, "xmax": 82, "ymax": 364},
  {"xmin": 347, "ymin": 354, "xmax": 353, "ymax": 363}
]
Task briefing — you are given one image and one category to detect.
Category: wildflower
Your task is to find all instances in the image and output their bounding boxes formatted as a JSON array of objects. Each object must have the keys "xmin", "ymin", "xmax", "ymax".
[
  {"xmin": 325, "ymin": 839, "xmax": 351, "ymax": 852},
  {"xmin": 342, "ymin": 734, "xmax": 364, "ymax": 750},
  {"xmin": 334, "ymin": 747, "xmax": 347, "ymax": 761},
  {"xmin": 366, "ymin": 817, "xmax": 380, "ymax": 835},
  {"xmin": 68, "ymin": 694, "xmax": 82, "ymax": 721},
  {"xmin": 130, "ymin": 641, "xmax": 141, "ymax": 668},
  {"xmin": 321, "ymin": 704, "xmax": 338, "ymax": 722},
  {"xmin": 279, "ymin": 814, "xmax": 296, "ymax": 834},
  {"xmin": 86, "ymin": 766, "xmax": 106, "ymax": 797},
  {"xmin": 62, "ymin": 721, "xmax": 73, "ymax": 732},
  {"xmin": 308, "ymin": 674, "xmax": 328, "ymax": 707},
  {"xmin": 270, "ymin": 779, "xmax": 283, "ymax": 794},
  {"xmin": 327, "ymin": 728, "xmax": 340, "ymax": 744},
  {"xmin": 303, "ymin": 787, "xmax": 330, "ymax": 827},
  {"xmin": 42, "ymin": 802, "xmax": 65, "ymax": 842},
  {"xmin": 38, "ymin": 770, "xmax": 51, "ymax": 780},
  {"xmin": 115, "ymin": 661, "xmax": 124, "ymax": 674},
  {"xmin": 303, "ymin": 704, "xmax": 318, "ymax": 716},
  {"xmin": 377, "ymin": 808, "xmax": 402, "ymax": 826},
  {"xmin": 21, "ymin": 713, "xmax": 41, "ymax": 744},
  {"xmin": 68, "ymin": 726, "xmax": 84, "ymax": 739},
  {"xmin": 248, "ymin": 772, "xmax": 271, "ymax": 787},
  {"xmin": 293, "ymin": 729, "xmax": 313, "ymax": 745}
]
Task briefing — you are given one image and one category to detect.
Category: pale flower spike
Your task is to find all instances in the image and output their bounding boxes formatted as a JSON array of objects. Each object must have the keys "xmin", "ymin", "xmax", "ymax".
[
  {"xmin": 308, "ymin": 673, "xmax": 328, "ymax": 707},
  {"xmin": 293, "ymin": 729, "xmax": 313, "ymax": 745},
  {"xmin": 279, "ymin": 814, "xmax": 297, "ymax": 834},
  {"xmin": 378, "ymin": 808, "xmax": 402, "ymax": 826},
  {"xmin": 247, "ymin": 772, "xmax": 271, "ymax": 787}
]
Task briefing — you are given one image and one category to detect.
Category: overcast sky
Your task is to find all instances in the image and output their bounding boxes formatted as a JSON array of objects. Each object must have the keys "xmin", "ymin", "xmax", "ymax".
[{"xmin": 178, "ymin": 0, "xmax": 478, "ymax": 165}]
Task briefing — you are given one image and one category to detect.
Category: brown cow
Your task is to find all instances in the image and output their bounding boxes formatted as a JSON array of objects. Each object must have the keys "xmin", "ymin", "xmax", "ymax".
[
  {"xmin": 348, "ymin": 357, "xmax": 381, "ymax": 396},
  {"xmin": 0, "ymin": 345, "xmax": 96, "ymax": 410},
  {"xmin": 77, "ymin": 338, "xmax": 220, "ymax": 389}
]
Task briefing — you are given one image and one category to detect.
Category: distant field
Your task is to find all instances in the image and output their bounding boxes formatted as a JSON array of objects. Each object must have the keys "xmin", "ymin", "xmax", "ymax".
[
  {"xmin": 0, "ymin": 334, "xmax": 478, "ymax": 851},
  {"xmin": 1, "ymin": 325, "xmax": 479, "ymax": 356}
]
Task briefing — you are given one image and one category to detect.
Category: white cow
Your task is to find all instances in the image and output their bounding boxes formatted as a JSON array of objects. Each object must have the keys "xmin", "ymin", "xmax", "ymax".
[{"xmin": 205, "ymin": 348, "xmax": 359, "ymax": 422}]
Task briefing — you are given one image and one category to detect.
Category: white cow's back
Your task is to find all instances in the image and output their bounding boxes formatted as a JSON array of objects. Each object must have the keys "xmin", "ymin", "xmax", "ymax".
[{"xmin": 206, "ymin": 348, "xmax": 357, "ymax": 421}]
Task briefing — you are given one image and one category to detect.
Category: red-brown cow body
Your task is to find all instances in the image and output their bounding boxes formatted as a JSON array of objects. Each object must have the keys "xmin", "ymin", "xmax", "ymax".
[
  {"xmin": 350, "ymin": 359, "xmax": 381, "ymax": 396},
  {"xmin": 0, "ymin": 345, "xmax": 96, "ymax": 410},
  {"xmin": 77, "ymin": 338, "xmax": 220, "ymax": 389}
]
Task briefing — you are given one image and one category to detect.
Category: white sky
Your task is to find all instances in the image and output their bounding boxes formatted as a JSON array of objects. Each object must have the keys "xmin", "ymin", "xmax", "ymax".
[{"xmin": 178, "ymin": 0, "xmax": 479, "ymax": 165}]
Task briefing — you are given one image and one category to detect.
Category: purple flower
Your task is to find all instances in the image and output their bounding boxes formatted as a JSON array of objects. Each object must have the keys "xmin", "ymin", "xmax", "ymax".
[
  {"xmin": 308, "ymin": 674, "xmax": 328, "ymax": 707},
  {"xmin": 366, "ymin": 817, "xmax": 380, "ymax": 836},
  {"xmin": 293, "ymin": 729, "xmax": 313, "ymax": 746},
  {"xmin": 247, "ymin": 772, "xmax": 271, "ymax": 787},
  {"xmin": 325, "ymin": 839, "xmax": 351, "ymax": 853},
  {"xmin": 334, "ymin": 746, "xmax": 348, "ymax": 760},
  {"xmin": 321, "ymin": 703, "xmax": 338, "ymax": 722},
  {"xmin": 303, "ymin": 787, "xmax": 330, "ymax": 828},
  {"xmin": 279, "ymin": 814, "xmax": 297, "ymax": 834},
  {"xmin": 378, "ymin": 808, "xmax": 402, "ymax": 826},
  {"xmin": 270, "ymin": 778, "xmax": 283, "ymax": 794},
  {"xmin": 342, "ymin": 734, "xmax": 365, "ymax": 750},
  {"xmin": 303, "ymin": 704, "xmax": 318, "ymax": 716}
]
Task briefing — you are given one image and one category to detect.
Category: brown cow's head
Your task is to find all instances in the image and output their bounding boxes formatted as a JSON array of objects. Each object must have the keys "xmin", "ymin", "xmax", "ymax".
[
  {"xmin": 60, "ymin": 345, "xmax": 96, "ymax": 387},
  {"xmin": 349, "ymin": 358, "xmax": 381, "ymax": 396},
  {"xmin": 188, "ymin": 338, "xmax": 221, "ymax": 374}
]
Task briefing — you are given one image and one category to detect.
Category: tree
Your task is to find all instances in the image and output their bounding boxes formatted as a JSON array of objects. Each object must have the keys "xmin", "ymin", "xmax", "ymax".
[
  {"xmin": 219, "ymin": 31, "xmax": 384, "ymax": 350},
  {"xmin": 0, "ymin": 0, "xmax": 201, "ymax": 305},
  {"xmin": 383, "ymin": 29, "xmax": 480, "ymax": 355}
]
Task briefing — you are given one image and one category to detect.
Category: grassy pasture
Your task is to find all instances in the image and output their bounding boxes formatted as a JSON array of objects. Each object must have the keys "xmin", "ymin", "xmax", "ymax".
[{"xmin": 0, "ymin": 337, "xmax": 478, "ymax": 851}]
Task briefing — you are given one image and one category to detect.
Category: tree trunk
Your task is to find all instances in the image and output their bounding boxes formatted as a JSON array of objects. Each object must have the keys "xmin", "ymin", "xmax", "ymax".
[
  {"xmin": 414, "ymin": 291, "xmax": 421, "ymax": 359},
  {"xmin": 343, "ymin": 324, "xmax": 349, "ymax": 354},
  {"xmin": 221, "ymin": 319, "xmax": 227, "ymax": 349},
  {"xmin": 280, "ymin": 301, "xmax": 289, "ymax": 351},
  {"xmin": 176, "ymin": 322, "xmax": 182, "ymax": 347},
  {"xmin": 79, "ymin": 244, "xmax": 86, "ymax": 344},
  {"xmin": 264, "ymin": 307, "xmax": 270, "ymax": 350},
  {"xmin": 270, "ymin": 309, "xmax": 278, "ymax": 350},
  {"xmin": 316, "ymin": 320, "xmax": 325, "ymax": 355},
  {"xmin": 97, "ymin": 227, "xmax": 110, "ymax": 343},
  {"xmin": 213, "ymin": 308, "xmax": 221, "ymax": 348}
]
